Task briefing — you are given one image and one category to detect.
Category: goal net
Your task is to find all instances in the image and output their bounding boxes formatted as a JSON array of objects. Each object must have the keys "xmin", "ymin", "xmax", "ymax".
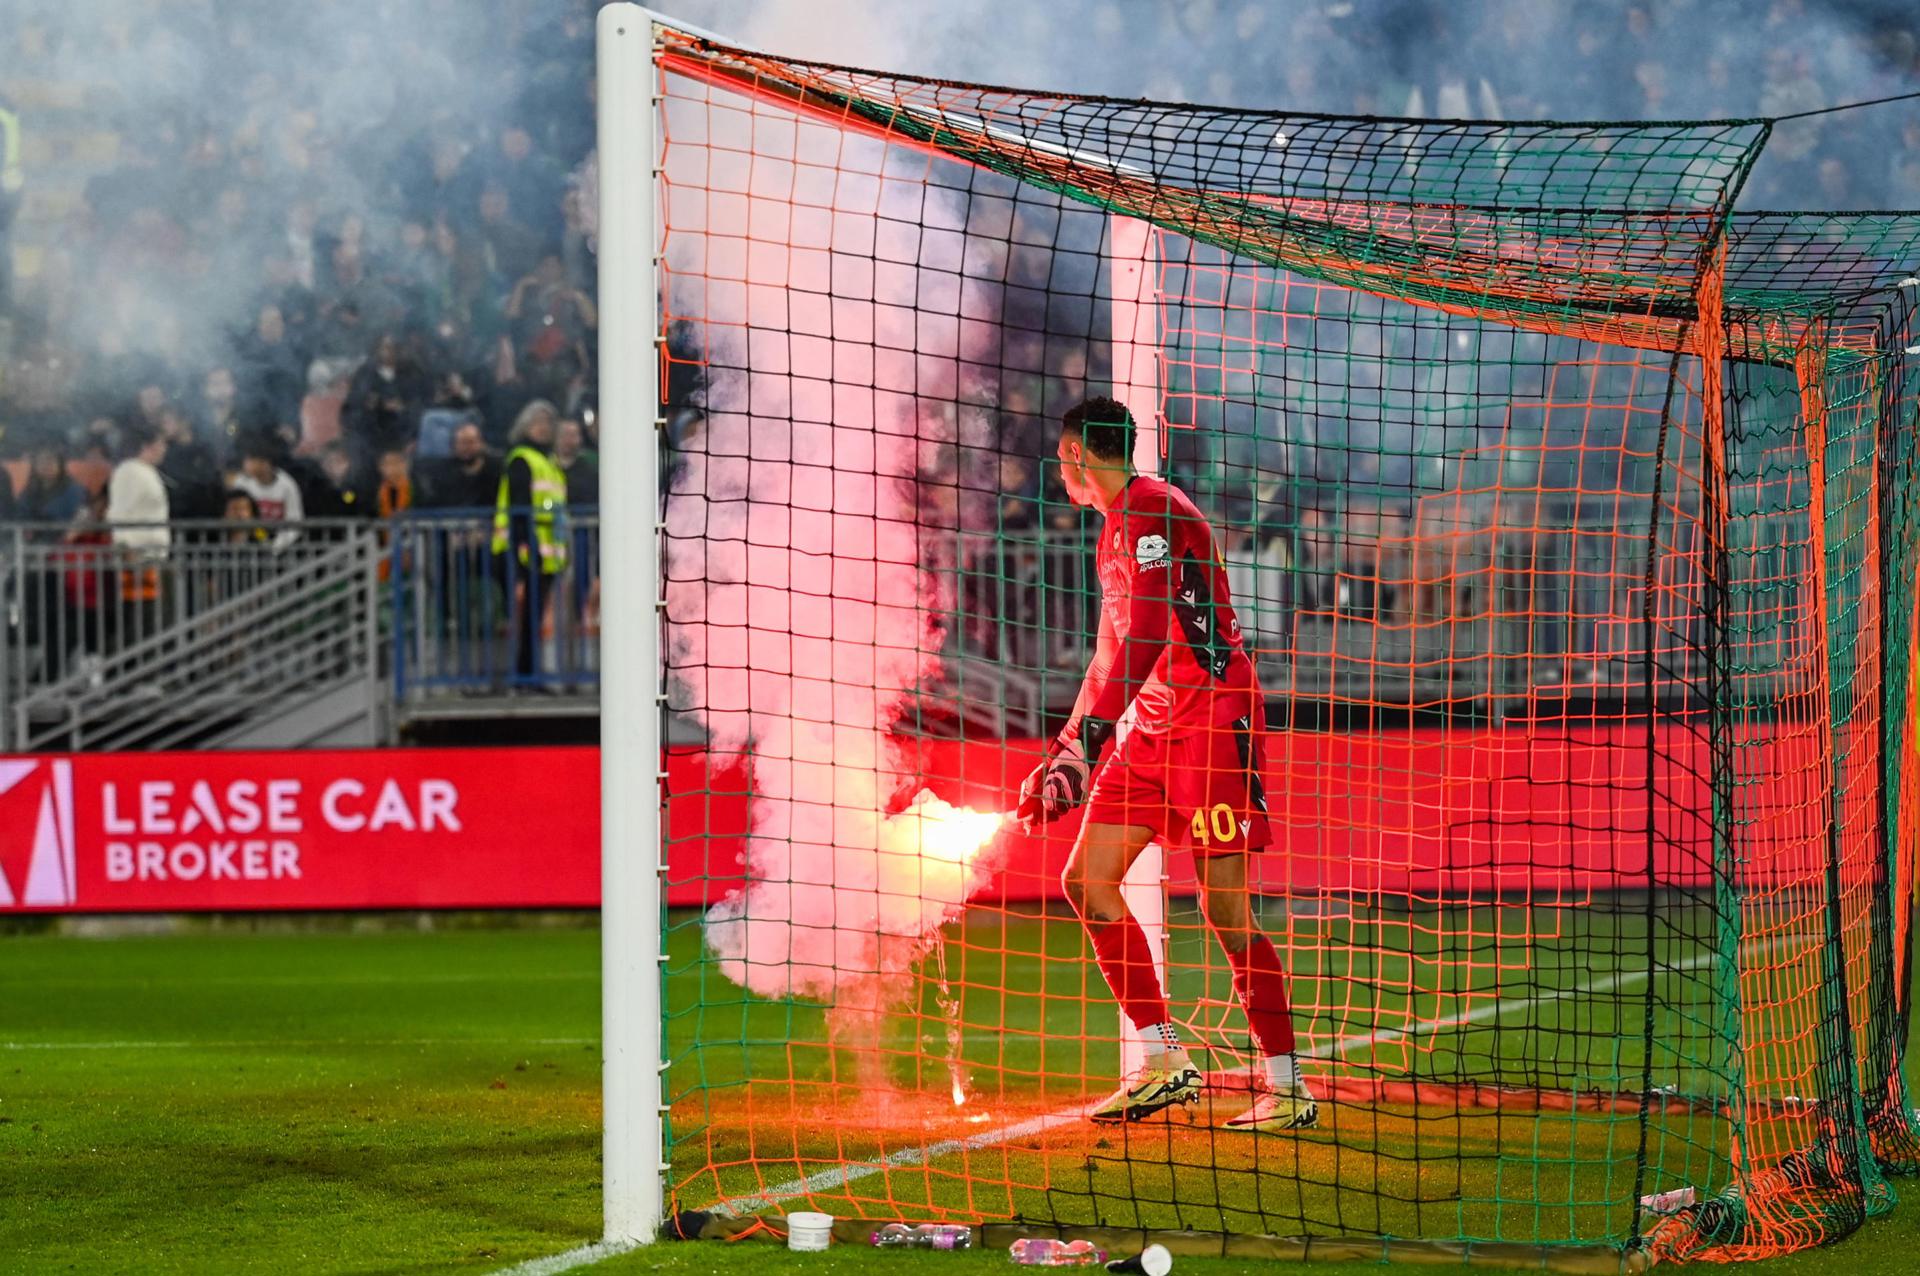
[{"xmin": 636, "ymin": 21, "xmax": 1920, "ymax": 1264}]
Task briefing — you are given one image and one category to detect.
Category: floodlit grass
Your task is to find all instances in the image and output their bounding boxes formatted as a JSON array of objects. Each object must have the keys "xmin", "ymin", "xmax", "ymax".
[{"xmin": 0, "ymin": 916, "xmax": 1913, "ymax": 1274}]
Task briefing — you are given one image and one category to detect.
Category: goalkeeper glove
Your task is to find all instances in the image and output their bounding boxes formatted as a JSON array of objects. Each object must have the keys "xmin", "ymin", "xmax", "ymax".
[{"xmin": 1015, "ymin": 716, "xmax": 1115, "ymax": 827}]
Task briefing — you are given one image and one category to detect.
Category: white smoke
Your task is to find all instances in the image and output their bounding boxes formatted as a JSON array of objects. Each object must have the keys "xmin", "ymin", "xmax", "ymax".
[{"xmin": 660, "ymin": 80, "xmax": 1005, "ymax": 999}]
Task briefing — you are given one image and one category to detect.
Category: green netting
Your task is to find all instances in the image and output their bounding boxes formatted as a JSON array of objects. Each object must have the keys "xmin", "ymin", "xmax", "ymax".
[{"xmin": 654, "ymin": 27, "xmax": 1920, "ymax": 1265}]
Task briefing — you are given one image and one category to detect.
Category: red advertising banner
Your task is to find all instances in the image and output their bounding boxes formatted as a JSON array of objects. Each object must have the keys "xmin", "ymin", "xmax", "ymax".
[
  {"xmin": 2, "ymin": 726, "xmax": 1810, "ymax": 914},
  {"xmin": 0, "ymin": 748, "xmax": 600, "ymax": 913}
]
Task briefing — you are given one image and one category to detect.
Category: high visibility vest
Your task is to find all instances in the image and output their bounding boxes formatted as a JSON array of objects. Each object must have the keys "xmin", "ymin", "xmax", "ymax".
[{"xmin": 491, "ymin": 447, "xmax": 569, "ymax": 574}]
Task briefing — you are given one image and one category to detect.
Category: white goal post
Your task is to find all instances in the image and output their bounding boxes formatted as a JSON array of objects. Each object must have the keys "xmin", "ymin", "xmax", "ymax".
[
  {"xmin": 595, "ymin": 8, "xmax": 1175, "ymax": 1243},
  {"xmin": 597, "ymin": 1, "xmax": 665, "ymax": 1248}
]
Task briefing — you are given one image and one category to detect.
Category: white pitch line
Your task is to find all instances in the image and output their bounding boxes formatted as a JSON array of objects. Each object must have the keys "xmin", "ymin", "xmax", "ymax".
[
  {"xmin": 488, "ymin": 1241, "xmax": 637, "ymax": 1276},
  {"xmin": 0, "ymin": 971, "xmax": 596, "ymax": 989},
  {"xmin": 1, "ymin": 1036, "xmax": 594, "ymax": 1051}
]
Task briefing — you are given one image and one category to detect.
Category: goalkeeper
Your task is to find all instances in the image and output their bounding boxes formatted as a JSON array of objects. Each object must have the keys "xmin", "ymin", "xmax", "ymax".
[{"xmin": 1018, "ymin": 396, "xmax": 1316, "ymax": 1132}]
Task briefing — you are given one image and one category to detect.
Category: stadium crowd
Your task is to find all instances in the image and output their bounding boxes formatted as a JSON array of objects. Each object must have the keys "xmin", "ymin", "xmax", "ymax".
[
  {"xmin": 0, "ymin": 0, "xmax": 602, "ymax": 539},
  {"xmin": 0, "ymin": 0, "xmax": 1915, "ymax": 684}
]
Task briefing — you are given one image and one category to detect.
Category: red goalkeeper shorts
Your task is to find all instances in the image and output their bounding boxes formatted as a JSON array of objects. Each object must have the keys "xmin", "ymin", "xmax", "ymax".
[{"xmin": 1083, "ymin": 713, "xmax": 1272, "ymax": 856}]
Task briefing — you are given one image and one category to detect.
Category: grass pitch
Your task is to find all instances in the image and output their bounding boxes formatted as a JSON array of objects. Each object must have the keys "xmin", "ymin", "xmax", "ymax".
[{"xmin": 0, "ymin": 913, "xmax": 1914, "ymax": 1274}]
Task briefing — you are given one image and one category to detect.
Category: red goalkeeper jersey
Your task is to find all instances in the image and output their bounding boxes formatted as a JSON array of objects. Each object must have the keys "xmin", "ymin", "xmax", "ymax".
[{"xmin": 1093, "ymin": 475, "xmax": 1259, "ymax": 737}]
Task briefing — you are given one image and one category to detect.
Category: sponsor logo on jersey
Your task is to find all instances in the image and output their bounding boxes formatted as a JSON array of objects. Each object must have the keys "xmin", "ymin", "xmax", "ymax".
[{"xmin": 1135, "ymin": 533, "xmax": 1170, "ymax": 569}]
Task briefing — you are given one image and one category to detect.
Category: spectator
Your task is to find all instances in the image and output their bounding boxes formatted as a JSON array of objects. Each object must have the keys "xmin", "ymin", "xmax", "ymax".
[
  {"xmin": 375, "ymin": 447, "xmax": 415, "ymax": 520},
  {"xmin": 298, "ymin": 360, "xmax": 351, "ymax": 458},
  {"xmin": 373, "ymin": 447, "xmax": 416, "ymax": 584},
  {"xmin": 311, "ymin": 294, "xmax": 368, "ymax": 362},
  {"xmin": 18, "ymin": 441, "xmax": 86, "ymax": 527},
  {"xmin": 322, "ymin": 234, "xmax": 406, "ymax": 337},
  {"xmin": 554, "ymin": 415, "xmax": 598, "ymax": 622},
  {"xmin": 9, "ymin": 437, "xmax": 85, "ymax": 681},
  {"xmin": 106, "ymin": 424, "xmax": 170, "ymax": 641},
  {"xmin": 54, "ymin": 489, "xmax": 113, "ymax": 677},
  {"xmin": 130, "ymin": 379, "xmax": 172, "ymax": 438},
  {"xmin": 421, "ymin": 421, "xmax": 500, "ymax": 509},
  {"xmin": 79, "ymin": 419, "xmax": 119, "ymax": 465},
  {"xmin": 222, "ymin": 489, "xmax": 269, "ymax": 545},
  {"xmin": 472, "ymin": 333, "xmax": 534, "ymax": 449},
  {"xmin": 475, "ymin": 181, "xmax": 545, "ymax": 287},
  {"xmin": 157, "ymin": 405, "xmax": 226, "ymax": 522},
  {"xmin": 305, "ymin": 441, "xmax": 369, "ymax": 518},
  {"xmin": 494, "ymin": 125, "xmax": 566, "ymax": 243},
  {"xmin": 388, "ymin": 219, "xmax": 440, "ymax": 318},
  {"xmin": 234, "ymin": 304, "xmax": 306, "ymax": 426},
  {"xmin": 493, "ymin": 399, "xmax": 568, "ymax": 679},
  {"xmin": 195, "ymin": 366, "xmax": 245, "ymax": 462},
  {"xmin": 401, "ymin": 134, "xmax": 475, "ymax": 227},
  {"xmin": 417, "ymin": 368, "xmax": 481, "ymax": 461},
  {"xmin": 342, "ymin": 331, "xmax": 431, "ymax": 466},
  {"xmin": 426, "ymin": 216, "xmax": 493, "ymax": 331},
  {"xmin": 233, "ymin": 435, "xmax": 306, "ymax": 544},
  {"xmin": 506, "ymin": 253, "xmax": 596, "ymax": 402},
  {"xmin": 417, "ymin": 419, "xmax": 497, "ymax": 657},
  {"xmin": 554, "ymin": 415, "xmax": 598, "ymax": 506}
]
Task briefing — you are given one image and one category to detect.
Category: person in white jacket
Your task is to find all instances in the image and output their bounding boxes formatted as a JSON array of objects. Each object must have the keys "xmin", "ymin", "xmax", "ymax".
[
  {"xmin": 107, "ymin": 427, "xmax": 170, "ymax": 554},
  {"xmin": 106, "ymin": 424, "xmax": 171, "ymax": 643}
]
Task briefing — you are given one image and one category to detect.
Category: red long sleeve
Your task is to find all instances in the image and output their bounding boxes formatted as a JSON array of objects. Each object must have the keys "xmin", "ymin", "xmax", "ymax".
[{"xmin": 1086, "ymin": 547, "xmax": 1172, "ymax": 725}]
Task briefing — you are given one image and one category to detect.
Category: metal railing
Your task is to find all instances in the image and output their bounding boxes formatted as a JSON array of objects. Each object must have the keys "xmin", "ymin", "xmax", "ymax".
[
  {"xmin": 1, "ymin": 503, "xmax": 1811, "ymax": 748},
  {"xmin": 388, "ymin": 509, "xmax": 601, "ymax": 714},
  {"xmin": 1, "ymin": 520, "xmax": 383, "ymax": 751},
  {"xmin": 924, "ymin": 512, "xmax": 1765, "ymax": 721}
]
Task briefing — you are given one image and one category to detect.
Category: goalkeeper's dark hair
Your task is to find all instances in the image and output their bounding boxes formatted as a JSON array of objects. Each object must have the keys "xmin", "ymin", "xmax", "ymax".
[{"xmin": 1062, "ymin": 395, "xmax": 1135, "ymax": 462}]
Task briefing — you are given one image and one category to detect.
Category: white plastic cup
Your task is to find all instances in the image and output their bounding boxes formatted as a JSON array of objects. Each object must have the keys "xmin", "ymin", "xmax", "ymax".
[
  {"xmin": 1105, "ymin": 1242, "xmax": 1174, "ymax": 1274},
  {"xmin": 786, "ymin": 1211, "xmax": 835, "ymax": 1252}
]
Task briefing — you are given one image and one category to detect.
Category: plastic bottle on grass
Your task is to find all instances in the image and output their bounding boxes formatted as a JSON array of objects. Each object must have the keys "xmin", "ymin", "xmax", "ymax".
[
  {"xmin": 1009, "ymin": 1237, "xmax": 1107, "ymax": 1266},
  {"xmin": 1638, "ymin": 1186, "xmax": 1696, "ymax": 1214},
  {"xmin": 870, "ymin": 1222, "xmax": 973, "ymax": 1249}
]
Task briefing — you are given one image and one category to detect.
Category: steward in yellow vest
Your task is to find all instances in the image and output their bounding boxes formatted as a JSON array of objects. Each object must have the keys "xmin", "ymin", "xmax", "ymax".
[{"xmin": 491, "ymin": 402, "xmax": 569, "ymax": 575}]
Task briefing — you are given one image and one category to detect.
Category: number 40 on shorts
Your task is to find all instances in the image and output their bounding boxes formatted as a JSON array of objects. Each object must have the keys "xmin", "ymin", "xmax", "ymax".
[{"xmin": 1190, "ymin": 802, "xmax": 1239, "ymax": 846}]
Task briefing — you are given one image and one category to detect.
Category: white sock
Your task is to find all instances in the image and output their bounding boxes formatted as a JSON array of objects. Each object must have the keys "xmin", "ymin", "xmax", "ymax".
[
  {"xmin": 1141, "ymin": 1023, "xmax": 1182, "ymax": 1059},
  {"xmin": 1262, "ymin": 1052, "xmax": 1300, "ymax": 1090}
]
